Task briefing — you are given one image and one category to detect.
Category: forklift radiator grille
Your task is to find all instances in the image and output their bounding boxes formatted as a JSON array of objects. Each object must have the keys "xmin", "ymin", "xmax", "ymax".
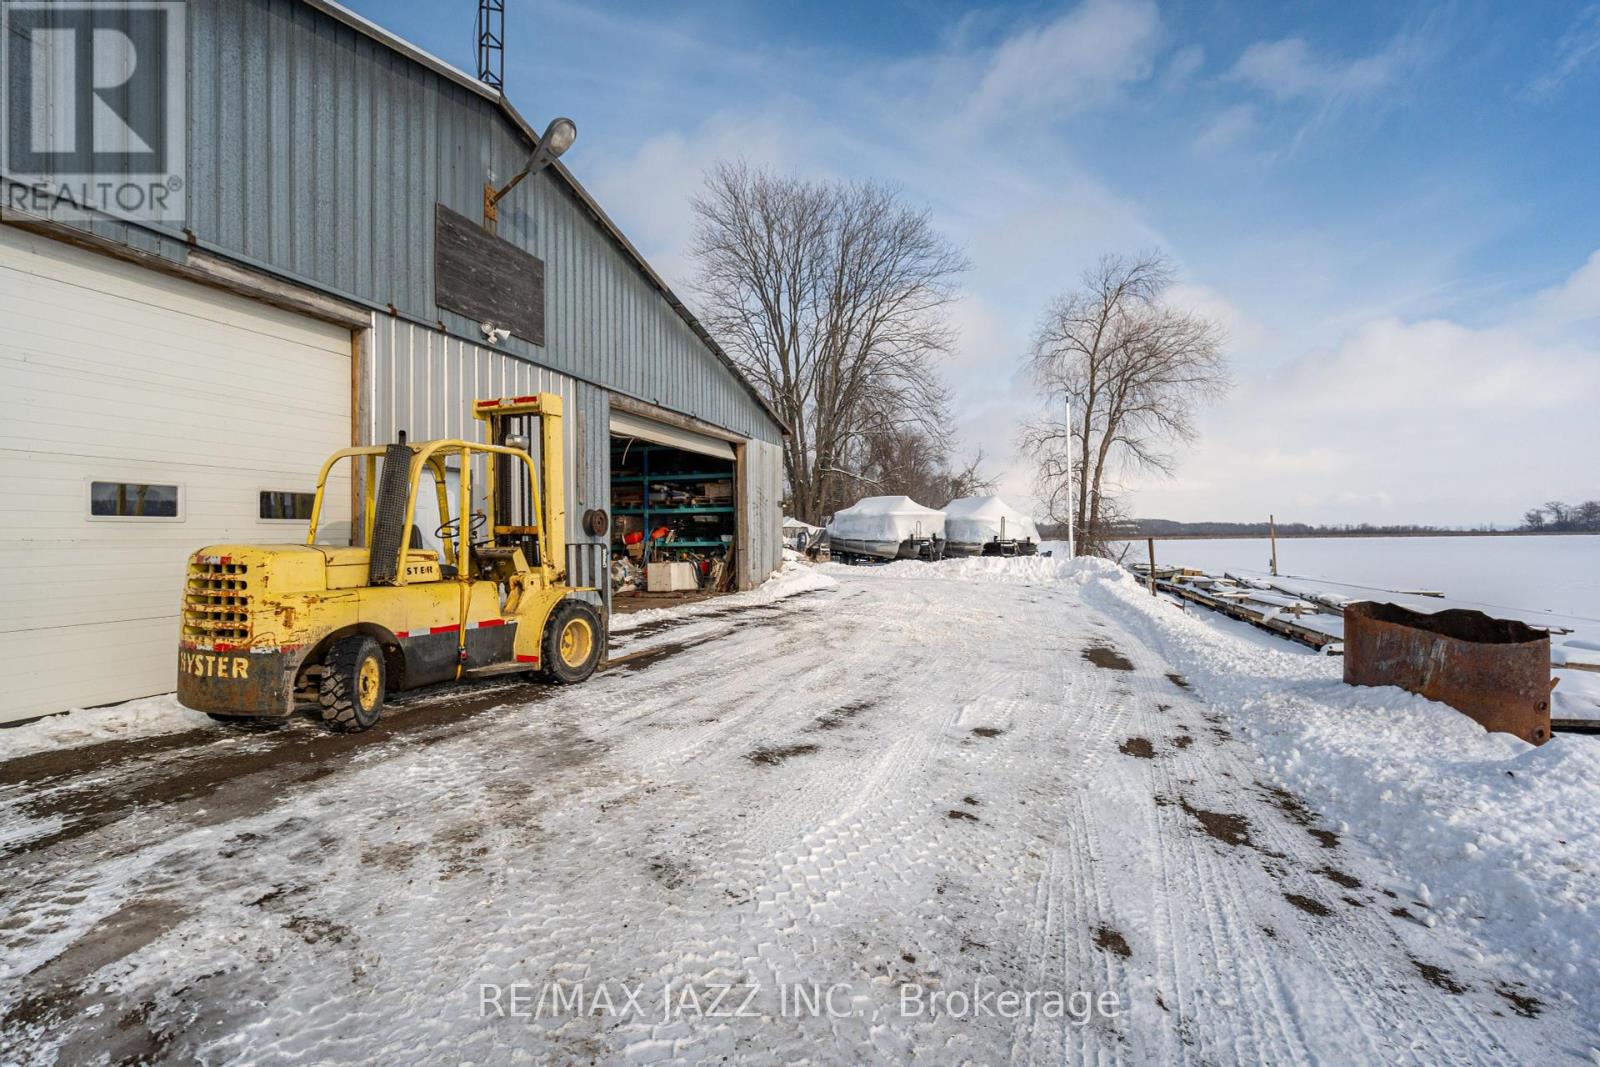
[{"xmin": 183, "ymin": 560, "xmax": 252, "ymax": 644}]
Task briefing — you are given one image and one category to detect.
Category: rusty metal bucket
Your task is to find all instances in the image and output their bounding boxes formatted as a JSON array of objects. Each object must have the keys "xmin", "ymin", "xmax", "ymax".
[{"xmin": 1343, "ymin": 601, "xmax": 1551, "ymax": 745}]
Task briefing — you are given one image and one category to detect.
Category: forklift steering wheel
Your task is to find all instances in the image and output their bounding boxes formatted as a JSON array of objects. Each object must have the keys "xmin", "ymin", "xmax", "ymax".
[{"xmin": 435, "ymin": 512, "xmax": 487, "ymax": 544}]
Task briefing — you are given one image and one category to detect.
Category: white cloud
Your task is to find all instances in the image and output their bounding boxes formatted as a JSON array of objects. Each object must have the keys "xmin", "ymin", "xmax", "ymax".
[
  {"xmin": 1274, "ymin": 317, "xmax": 1596, "ymax": 414},
  {"xmin": 1164, "ymin": 44, "xmax": 1205, "ymax": 85},
  {"xmin": 964, "ymin": 0, "xmax": 1161, "ymax": 121},
  {"xmin": 584, "ymin": 114, "xmax": 801, "ymax": 293},
  {"xmin": 1229, "ymin": 36, "xmax": 1400, "ymax": 101},
  {"xmin": 1191, "ymin": 104, "xmax": 1257, "ymax": 154},
  {"xmin": 941, "ymin": 294, "xmax": 1037, "ymax": 500},
  {"xmin": 1531, "ymin": 248, "xmax": 1600, "ymax": 326},
  {"xmin": 1130, "ymin": 263, "xmax": 1600, "ymax": 525},
  {"xmin": 943, "ymin": 294, "xmax": 1021, "ymax": 379},
  {"xmin": 1162, "ymin": 282, "xmax": 1271, "ymax": 355}
]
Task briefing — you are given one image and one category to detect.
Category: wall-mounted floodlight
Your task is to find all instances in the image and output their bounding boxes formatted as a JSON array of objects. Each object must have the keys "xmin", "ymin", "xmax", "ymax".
[{"xmin": 483, "ymin": 116, "xmax": 577, "ymax": 233}]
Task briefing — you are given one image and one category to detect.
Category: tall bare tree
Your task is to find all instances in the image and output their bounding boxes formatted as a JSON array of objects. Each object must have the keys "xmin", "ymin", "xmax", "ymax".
[
  {"xmin": 1018, "ymin": 252, "xmax": 1229, "ymax": 553},
  {"xmin": 691, "ymin": 162, "xmax": 967, "ymax": 522}
]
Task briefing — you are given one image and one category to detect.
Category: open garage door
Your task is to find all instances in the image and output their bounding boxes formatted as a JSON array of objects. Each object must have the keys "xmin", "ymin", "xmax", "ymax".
[
  {"xmin": 608, "ymin": 409, "xmax": 738, "ymax": 603},
  {"xmin": 608, "ymin": 411, "xmax": 734, "ymax": 461},
  {"xmin": 0, "ymin": 226, "xmax": 352, "ymax": 723}
]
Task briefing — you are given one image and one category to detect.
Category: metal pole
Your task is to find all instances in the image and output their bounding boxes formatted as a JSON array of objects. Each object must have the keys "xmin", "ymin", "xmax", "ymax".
[
  {"xmin": 1269, "ymin": 513, "xmax": 1279, "ymax": 576},
  {"xmin": 1065, "ymin": 395, "xmax": 1076, "ymax": 559}
]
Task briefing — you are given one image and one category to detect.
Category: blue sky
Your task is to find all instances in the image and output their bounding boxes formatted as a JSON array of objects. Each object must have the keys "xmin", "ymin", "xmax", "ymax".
[{"xmin": 349, "ymin": 0, "xmax": 1600, "ymax": 526}]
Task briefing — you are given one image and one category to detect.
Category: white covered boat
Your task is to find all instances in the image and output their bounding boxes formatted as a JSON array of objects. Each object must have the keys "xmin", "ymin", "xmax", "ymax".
[
  {"xmin": 827, "ymin": 496, "xmax": 946, "ymax": 563},
  {"xmin": 782, "ymin": 516, "xmax": 824, "ymax": 551},
  {"xmin": 943, "ymin": 495, "xmax": 1041, "ymax": 557}
]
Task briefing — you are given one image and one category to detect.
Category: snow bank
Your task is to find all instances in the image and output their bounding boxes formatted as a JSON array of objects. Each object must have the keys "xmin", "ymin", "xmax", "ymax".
[
  {"xmin": 0, "ymin": 694, "xmax": 213, "ymax": 761},
  {"xmin": 827, "ymin": 496, "xmax": 944, "ymax": 542},
  {"xmin": 825, "ymin": 552, "xmax": 1109, "ymax": 586},
  {"xmin": 1553, "ymin": 665, "xmax": 1600, "ymax": 721},
  {"xmin": 610, "ymin": 559, "xmax": 837, "ymax": 633},
  {"xmin": 943, "ymin": 495, "xmax": 1041, "ymax": 545},
  {"xmin": 1077, "ymin": 562, "xmax": 1600, "ymax": 991}
]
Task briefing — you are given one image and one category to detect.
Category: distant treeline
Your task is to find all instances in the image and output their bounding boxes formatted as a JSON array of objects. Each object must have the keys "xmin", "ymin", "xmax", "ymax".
[
  {"xmin": 1035, "ymin": 517, "xmax": 1598, "ymax": 540},
  {"xmin": 1521, "ymin": 500, "xmax": 1600, "ymax": 533}
]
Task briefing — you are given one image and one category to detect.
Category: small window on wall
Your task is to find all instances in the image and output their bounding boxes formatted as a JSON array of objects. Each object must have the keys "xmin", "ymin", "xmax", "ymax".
[
  {"xmin": 89, "ymin": 481, "xmax": 181, "ymax": 519},
  {"xmin": 260, "ymin": 491, "xmax": 316, "ymax": 521}
]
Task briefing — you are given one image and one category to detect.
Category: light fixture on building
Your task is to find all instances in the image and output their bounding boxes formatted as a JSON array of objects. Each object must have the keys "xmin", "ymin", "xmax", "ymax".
[{"xmin": 483, "ymin": 117, "xmax": 577, "ymax": 233}]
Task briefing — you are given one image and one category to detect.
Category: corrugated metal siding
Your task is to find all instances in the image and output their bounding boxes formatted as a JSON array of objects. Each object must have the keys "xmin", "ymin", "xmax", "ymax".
[
  {"xmin": 3, "ymin": 0, "xmax": 778, "ymax": 444},
  {"xmin": 366, "ymin": 321, "xmax": 784, "ymax": 597},
  {"xmin": 6, "ymin": 0, "xmax": 789, "ymax": 600},
  {"xmin": 740, "ymin": 438, "xmax": 785, "ymax": 589},
  {"xmin": 180, "ymin": 0, "xmax": 780, "ymax": 445},
  {"xmin": 367, "ymin": 315, "xmax": 609, "ymax": 598}
]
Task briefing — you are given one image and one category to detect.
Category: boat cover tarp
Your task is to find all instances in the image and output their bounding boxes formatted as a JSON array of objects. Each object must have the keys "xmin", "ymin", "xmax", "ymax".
[
  {"xmin": 828, "ymin": 496, "xmax": 945, "ymax": 542},
  {"xmin": 943, "ymin": 495, "xmax": 1040, "ymax": 545}
]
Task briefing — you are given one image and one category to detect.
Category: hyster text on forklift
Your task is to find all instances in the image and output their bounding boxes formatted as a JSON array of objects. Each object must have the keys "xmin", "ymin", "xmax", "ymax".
[{"xmin": 177, "ymin": 393, "xmax": 603, "ymax": 731}]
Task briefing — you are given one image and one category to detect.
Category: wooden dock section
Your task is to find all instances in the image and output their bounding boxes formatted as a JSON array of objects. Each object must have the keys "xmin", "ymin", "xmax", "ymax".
[{"xmin": 1131, "ymin": 564, "xmax": 1345, "ymax": 652}]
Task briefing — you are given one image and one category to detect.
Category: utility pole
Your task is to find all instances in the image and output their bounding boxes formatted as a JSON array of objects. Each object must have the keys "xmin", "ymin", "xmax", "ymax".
[
  {"xmin": 1269, "ymin": 513, "xmax": 1279, "ymax": 576},
  {"xmin": 1065, "ymin": 395, "xmax": 1076, "ymax": 559}
]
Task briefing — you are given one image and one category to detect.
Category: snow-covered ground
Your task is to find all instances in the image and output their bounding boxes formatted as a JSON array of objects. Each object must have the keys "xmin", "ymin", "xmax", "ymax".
[
  {"xmin": 611, "ymin": 559, "xmax": 837, "ymax": 634},
  {"xmin": 1, "ymin": 559, "xmax": 1597, "ymax": 1064},
  {"xmin": 1106, "ymin": 535, "xmax": 1600, "ymax": 719}
]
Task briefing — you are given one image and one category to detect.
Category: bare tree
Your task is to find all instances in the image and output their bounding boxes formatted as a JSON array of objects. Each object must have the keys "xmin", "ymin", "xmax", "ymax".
[
  {"xmin": 691, "ymin": 162, "xmax": 967, "ymax": 523},
  {"xmin": 942, "ymin": 453, "xmax": 995, "ymax": 503},
  {"xmin": 1018, "ymin": 252, "xmax": 1229, "ymax": 554},
  {"xmin": 1521, "ymin": 500, "xmax": 1600, "ymax": 532},
  {"xmin": 840, "ymin": 428, "xmax": 993, "ymax": 508}
]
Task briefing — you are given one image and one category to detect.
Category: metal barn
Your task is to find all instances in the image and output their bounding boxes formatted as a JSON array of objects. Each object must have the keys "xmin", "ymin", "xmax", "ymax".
[{"xmin": 0, "ymin": 0, "xmax": 786, "ymax": 724}]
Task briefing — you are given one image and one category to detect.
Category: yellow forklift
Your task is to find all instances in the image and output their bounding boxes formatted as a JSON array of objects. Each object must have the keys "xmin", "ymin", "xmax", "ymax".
[{"xmin": 177, "ymin": 393, "xmax": 603, "ymax": 731}]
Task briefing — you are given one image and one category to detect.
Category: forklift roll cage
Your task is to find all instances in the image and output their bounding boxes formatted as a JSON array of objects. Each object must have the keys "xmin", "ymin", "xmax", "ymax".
[{"xmin": 303, "ymin": 394, "xmax": 567, "ymax": 586}]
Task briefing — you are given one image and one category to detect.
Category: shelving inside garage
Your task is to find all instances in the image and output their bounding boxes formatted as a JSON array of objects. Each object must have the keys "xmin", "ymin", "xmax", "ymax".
[{"xmin": 609, "ymin": 438, "xmax": 736, "ymax": 564}]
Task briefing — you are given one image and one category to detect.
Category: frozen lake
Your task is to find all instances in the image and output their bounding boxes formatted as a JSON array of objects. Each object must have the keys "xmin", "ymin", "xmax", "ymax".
[
  {"xmin": 1121, "ymin": 534, "xmax": 1599, "ymax": 624},
  {"xmin": 1109, "ymin": 533, "xmax": 1600, "ymax": 719}
]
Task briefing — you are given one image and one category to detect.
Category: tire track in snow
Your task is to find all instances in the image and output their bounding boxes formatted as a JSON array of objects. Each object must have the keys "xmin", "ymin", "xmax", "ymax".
[
  {"xmin": 1102, "ymin": 606, "xmax": 1549, "ymax": 1064},
  {"xmin": 1005, "ymin": 651, "xmax": 1128, "ymax": 1065},
  {"xmin": 1061, "ymin": 621, "xmax": 1320, "ymax": 1065}
]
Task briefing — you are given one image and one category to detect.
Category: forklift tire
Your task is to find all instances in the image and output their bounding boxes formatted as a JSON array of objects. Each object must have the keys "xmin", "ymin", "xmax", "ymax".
[
  {"xmin": 542, "ymin": 600, "xmax": 603, "ymax": 684},
  {"xmin": 319, "ymin": 636, "xmax": 386, "ymax": 732}
]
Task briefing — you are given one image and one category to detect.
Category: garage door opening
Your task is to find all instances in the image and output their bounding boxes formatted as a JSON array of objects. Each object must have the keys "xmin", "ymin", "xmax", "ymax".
[{"xmin": 609, "ymin": 418, "xmax": 738, "ymax": 611}]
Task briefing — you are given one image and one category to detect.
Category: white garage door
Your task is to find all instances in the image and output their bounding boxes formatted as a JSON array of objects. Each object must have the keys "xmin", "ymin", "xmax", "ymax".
[
  {"xmin": 609, "ymin": 411, "xmax": 736, "ymax": 460},
  {"xmin": 0, "ymin": 226, "xmax": 353, "ymax": 724}
]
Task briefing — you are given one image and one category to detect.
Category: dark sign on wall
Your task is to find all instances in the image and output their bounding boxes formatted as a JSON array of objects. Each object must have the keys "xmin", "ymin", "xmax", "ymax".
[{"xmin": 434, "ymin": 204, "xmax": 545, "ymax": 346}]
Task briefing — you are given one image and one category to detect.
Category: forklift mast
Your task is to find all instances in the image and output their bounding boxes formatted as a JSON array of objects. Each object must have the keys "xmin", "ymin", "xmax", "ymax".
[
  {"xmin": 303, "ymin": 393, "xmax": 567, "ymax": 588},
  {"xmin": 474, "ymin": 394, "xmax": 565, "ymax": 573}
]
